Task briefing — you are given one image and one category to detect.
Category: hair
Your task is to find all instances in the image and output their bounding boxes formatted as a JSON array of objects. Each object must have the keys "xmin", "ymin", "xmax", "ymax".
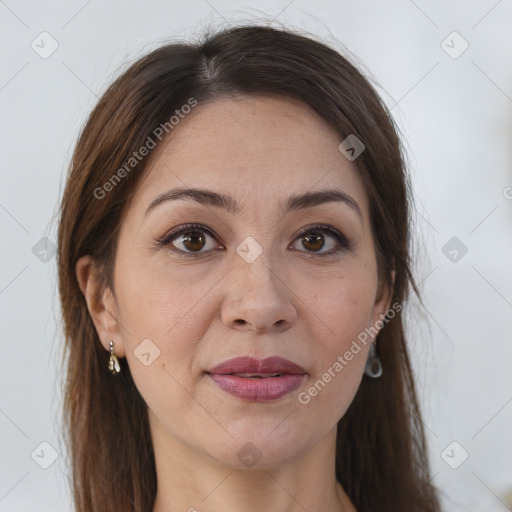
[{"xmin": 57, "ymin": 23, "xmax": 441, "ymax": 512}]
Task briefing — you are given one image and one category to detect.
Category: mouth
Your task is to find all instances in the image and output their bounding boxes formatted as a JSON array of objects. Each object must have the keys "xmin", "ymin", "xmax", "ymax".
[
  {"xmin": 226, "ymin": 373, "xmax": 284, "ymax": 378},
  {"xmin": 206, "ymin": 355, "xmax": 306, "ymax": 376},
  {"xmin": 206, "ymin": 356, "xmax": 307, "ymax": 402}
]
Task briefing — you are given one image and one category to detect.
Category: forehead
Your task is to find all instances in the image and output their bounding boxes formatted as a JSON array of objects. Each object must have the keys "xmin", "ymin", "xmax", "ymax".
[{"xmin": 130, "ymin": 95, "xmax": 370, "ymax": 219}]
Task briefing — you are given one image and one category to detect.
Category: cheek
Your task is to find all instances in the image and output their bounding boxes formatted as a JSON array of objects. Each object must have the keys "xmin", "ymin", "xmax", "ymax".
[
  {"xmin": 297, "ymin": 271, "xmax": 376, "ymax": 415},
  {"xmin": 115, "ymin": 253, "xmax": 215, "ymax": 340},
  {"xmin": 113, "ymin": 263, "xmax": 210, "ymax": 401},
  {"xmin": 310, "ymin": 266, "xmax": 377, "ymax": 343}
]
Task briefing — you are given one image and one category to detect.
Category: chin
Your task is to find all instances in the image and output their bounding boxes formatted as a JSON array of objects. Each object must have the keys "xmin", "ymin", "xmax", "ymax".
[{"xmin": 203, "ymin": 426, "xmax": 311, "ymax": 471}]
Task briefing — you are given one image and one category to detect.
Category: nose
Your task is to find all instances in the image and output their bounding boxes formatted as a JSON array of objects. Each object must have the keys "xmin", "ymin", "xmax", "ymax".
[{"xmin": 220, "ymin": 248, "xmax": 297, "ymax": 334}]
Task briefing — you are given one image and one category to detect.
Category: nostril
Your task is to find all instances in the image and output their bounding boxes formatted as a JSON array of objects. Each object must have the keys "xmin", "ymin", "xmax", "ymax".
[{"xmin": 234, "ymin": 319, "xmax": 246, "ymax": 325}]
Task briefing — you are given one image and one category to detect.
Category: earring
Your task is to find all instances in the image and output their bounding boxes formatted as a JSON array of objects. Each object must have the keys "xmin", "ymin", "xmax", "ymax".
[
  {"xmin": 108, "ymin": 340, "xmax": 121, "ymax": 374},
  {"xmin": 364, "ymin": 342, "xmax": 383, "ymax": 378}
]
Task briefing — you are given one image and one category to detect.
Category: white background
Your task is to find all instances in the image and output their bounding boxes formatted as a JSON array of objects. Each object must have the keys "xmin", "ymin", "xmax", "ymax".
[{"xmin": 1, "ymin": 1, "xmax": 511, "ymax": 511}]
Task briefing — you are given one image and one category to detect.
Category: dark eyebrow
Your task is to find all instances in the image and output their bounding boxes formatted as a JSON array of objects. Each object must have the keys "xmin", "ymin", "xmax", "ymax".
[{"xmin": 144, "ymin": 187, "xmax": 362, "ymax": 220}]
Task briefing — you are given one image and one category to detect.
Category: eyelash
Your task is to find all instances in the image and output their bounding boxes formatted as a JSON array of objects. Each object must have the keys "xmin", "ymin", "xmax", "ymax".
[{"xmin": 153, "ymin": 223, "xmax": 351, "ymax": 258}]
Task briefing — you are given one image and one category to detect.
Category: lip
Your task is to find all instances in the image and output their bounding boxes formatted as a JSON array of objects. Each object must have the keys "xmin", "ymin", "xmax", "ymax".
[
  {"xmin": 208, "ymin": 356, "xmax": 306, "ymax": 375},
  {"xmin": 206, "ymin": 356, "xmax": 307, "ymax": 402}
]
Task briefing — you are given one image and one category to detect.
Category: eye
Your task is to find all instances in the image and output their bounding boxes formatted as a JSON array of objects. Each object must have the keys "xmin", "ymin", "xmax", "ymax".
[
  {"xmin": 153, "ymin": 223, "xmax": 350, "ymax": 258},
  {"xmin": 290, "ymin": 224, "xmax": 350, "ymax": 256},
  {"xmin": 153, "ymin": 223, "xmax": 222, "ymax": 257}
]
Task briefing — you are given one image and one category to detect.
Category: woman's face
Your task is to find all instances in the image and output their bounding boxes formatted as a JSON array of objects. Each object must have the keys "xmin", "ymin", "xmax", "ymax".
[{"xmin": 89, "ymin": 95, "xmax": 392, "ymax": 468}]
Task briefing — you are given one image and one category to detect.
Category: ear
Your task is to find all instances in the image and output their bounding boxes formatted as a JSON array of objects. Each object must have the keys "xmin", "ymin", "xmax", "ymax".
[
  {"xmin": 75, "ymin": 255, "xmax": 126, "ymax": 357},
  {"xmin": 371, "ymin": 269, "xmax": 397, "ymax": 338}
]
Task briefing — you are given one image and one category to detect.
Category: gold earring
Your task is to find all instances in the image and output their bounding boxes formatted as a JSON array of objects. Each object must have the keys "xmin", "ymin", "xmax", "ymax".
[{"xmin": 108, "ymin": 340, "xmax": 121, "ymax": 374}]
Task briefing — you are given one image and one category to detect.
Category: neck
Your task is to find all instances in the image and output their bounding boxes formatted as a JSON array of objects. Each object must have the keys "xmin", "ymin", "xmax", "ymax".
[{"xmin": 150, "ymin": 417, "xmax": 356, "ymax": 512}]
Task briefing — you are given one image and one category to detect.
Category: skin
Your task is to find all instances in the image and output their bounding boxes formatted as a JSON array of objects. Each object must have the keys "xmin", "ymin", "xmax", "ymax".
[{"xmin": 77, "ymin": 95, "xmax": 394, "ymax": 512}]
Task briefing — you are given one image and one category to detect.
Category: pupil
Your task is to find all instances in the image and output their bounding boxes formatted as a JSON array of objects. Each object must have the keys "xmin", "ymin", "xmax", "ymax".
[
  {"xmin": 184, "ymin": 232, "xmax": 205, "ymax": 251},
  {"xmin": 303, "ymin": 233, "xmax": 324, "ymax": 251}
]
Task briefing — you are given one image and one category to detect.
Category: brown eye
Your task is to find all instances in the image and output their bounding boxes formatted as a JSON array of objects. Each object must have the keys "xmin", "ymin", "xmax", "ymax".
[
  {"xmin": 155, "ymin": 223, "xmax": 349, "ymax": 258},
  {"xmin": 155, "ymin": 224, "xmax": 221, "ymax": 257},
  {"xmin": 291, "ymin": 225, "xmax": 350, "ymax": 256},
  {"xmin": 302, "ymin": 233, "xmax": 325, "ymax": 252},
  {"xmin": 177, "ymin": 231, "xmax": 206, "ymax": 252}
]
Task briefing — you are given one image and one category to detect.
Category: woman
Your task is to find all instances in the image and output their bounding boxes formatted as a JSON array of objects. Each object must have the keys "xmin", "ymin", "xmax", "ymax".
[{"xmin": 57, "ymin": 23, "xmax": 441, "ymax": 512}]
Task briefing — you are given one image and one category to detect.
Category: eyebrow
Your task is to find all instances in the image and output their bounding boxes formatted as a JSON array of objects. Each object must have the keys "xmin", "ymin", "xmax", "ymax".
[{"xmin": 144, "ymin": 186, "xmax": 362, "ymax": 219}]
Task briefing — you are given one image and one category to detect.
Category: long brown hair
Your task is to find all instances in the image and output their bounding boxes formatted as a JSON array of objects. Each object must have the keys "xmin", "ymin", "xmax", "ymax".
[{"xmin": 57, "ymin": 23, "xmax": 441, "ymax": 512}]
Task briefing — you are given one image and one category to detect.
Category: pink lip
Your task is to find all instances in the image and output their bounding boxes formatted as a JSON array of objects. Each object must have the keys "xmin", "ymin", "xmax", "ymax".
[{"xmin": 206, "ymin": 356, "xmax": 307, "ymax": 402}]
